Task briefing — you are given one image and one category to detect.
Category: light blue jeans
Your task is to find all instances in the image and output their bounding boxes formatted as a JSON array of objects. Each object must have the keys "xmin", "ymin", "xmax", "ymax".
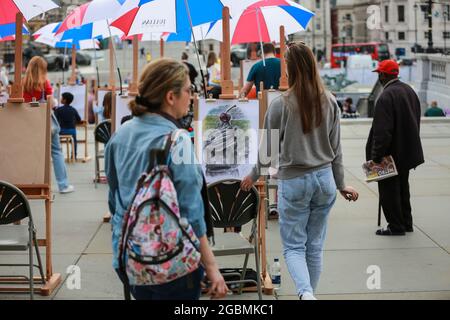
[
  {"xmin": 51, "ymin": 130, "xmax": 69, "ymax": 191},
  {"xmin": 278, "ymin": 166, "xmax": 337, "ymax": 296}
]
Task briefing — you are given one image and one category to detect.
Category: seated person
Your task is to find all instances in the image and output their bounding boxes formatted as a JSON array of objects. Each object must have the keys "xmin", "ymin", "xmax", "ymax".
[
  {"xmin": 343, "ymin": 97, "xmax": 356, "ymax": 114},
  {"xmin": 424, "ymin": 101, "xmax": 446, "ymax": 117},
  {"xmin": 54, "ymin": 92, "xmax": 82, "ymax": 159},
  {"xmin": 94, "ymin": 91, "xmax": 112, "ymax": 123}
]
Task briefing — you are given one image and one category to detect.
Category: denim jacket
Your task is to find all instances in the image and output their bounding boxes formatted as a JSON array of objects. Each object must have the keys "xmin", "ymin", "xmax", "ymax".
[{"xmin": 105, "ymin": 113, "xmax": 206, "ymax": 269}]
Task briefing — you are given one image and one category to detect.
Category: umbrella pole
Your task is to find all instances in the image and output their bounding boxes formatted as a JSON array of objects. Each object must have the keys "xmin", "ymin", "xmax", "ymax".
[
  {"xmin": 7, "ymin": 12, "xmax": 24, "ymax": 103},
  {"xmin": 256, "ymin": 8, "xmax": 266, "ymax": 67},
  {"xmin": 279, "ymin": 26, "xmax": 288, "ymax": 91},
  {"xmin": 106, "ymin": 23, "xmax": 123, "ymax": 95},
  {"xmin": 183, "ymin": 0, "xmax": 208, "ymax": 98},
  {"xmin": 92, "ymin": 38, "xmax": 100, "ymax": 86}
]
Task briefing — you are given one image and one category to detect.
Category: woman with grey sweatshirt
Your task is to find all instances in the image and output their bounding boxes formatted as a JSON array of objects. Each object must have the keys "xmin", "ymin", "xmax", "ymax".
[{"xmin": 241, "ymin": 42, "xmax": 359, "ymax": 300}]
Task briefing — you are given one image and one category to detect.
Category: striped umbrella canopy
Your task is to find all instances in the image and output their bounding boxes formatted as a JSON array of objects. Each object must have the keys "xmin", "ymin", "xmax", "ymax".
[
  {"xmin": 110, "ymin": 0, "xmax": 225, "ymax": 36},
  {"xmin": 0, "ymin": 0, "xmax": 58, "ymax": 24},
  {"xmin": 55, "ymin": 0, "xmax": 126, "ymax": 35},
  {"xmin": 0, "ymin": 23, "xmax": 28, "ymax": 39},
  {"xmin": 34, "ymin": 22, "xmax": 103, "ymax": 50},
  {"xmin": 206, "ymin": 0, "xmax": 315, "ymax": 44},
  {"xmin": 0, "ymin": 0, "xmax": 57, "ymax": 38}
]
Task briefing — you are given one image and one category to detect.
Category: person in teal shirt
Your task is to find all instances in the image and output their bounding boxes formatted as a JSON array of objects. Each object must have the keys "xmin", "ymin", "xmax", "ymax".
[
  {"xmin": 240, "ymin": 43, "xmax": 281, "ymax": 97},
  {"xmin": 424, "ymin": 101, "xmax": 445, "ymax": 117}
]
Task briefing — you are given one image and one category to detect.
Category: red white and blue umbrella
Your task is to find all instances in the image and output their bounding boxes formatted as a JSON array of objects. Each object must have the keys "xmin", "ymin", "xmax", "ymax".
[
  {"xmin": 0, "ymin": 23, "xmax": 28, "ymax": 39},
  {"xmin": 55, "ymin": 0, "xmax": 126, "ymax": 35},
  {"xmin": 110, "ymin": 0, "xmax": 225, "ymax": 36},
  {"xmin": 34, "ymin": 22, "xmax": 104, "ymax": 50},
  {"xmin": 206, "ymin": 0, "xmax": 315, "ymax": 44},
  {"xmin": 0, "ymin": 0, "xmax": 58, "ymax": 36}
]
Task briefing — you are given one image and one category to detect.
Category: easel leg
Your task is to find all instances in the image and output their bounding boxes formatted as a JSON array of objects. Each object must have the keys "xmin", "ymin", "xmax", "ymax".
[
  {"xmin": 256, "ymin": 183, "xmax": 273, "ymax": 295},
  {"xmin": 45, "ymin": 197, "xmax": 52, "ymax": 279}
]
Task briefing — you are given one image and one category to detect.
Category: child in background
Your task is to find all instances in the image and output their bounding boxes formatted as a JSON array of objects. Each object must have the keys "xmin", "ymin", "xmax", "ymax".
[{"xmin": 55, "ymin": 92, "xmax": 82, "ymax": 159}]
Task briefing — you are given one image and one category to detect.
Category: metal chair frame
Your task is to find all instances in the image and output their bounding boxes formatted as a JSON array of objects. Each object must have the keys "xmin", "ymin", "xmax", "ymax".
[
  {"xmin": 207, "ymin": 179, "xmax": 262, "ymax": 300},
  {"xmin": 0, "ymin": 181, "xmax": 46, "ymax": 300}
]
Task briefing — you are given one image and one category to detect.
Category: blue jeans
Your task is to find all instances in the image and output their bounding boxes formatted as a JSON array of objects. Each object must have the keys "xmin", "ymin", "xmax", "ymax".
[
  {"xmin": 60, "ymin": 128, "xmax": 77, "ymax": 158},
  {"xmin": 51, "ymin": 130, "xmax": 69, "ymax": 191},
  {"xmin": 278, "ymin": 167, "xmax": 337, "ymax": 296},
  {"xmin": 116, "ymin": 267, "xmax": 204, "ymax": 300}
]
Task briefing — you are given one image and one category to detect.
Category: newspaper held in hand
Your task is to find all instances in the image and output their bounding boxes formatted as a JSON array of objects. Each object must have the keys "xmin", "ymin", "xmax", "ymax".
[{"xmin": 362, "ymin": 155, "xmax": 398, "ymax": 183}]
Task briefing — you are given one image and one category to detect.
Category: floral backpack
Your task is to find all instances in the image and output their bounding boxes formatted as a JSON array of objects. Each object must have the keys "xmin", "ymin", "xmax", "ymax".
[{"xmin": 118, "ymin": 130, "xmax": 201, "ymax": 289}]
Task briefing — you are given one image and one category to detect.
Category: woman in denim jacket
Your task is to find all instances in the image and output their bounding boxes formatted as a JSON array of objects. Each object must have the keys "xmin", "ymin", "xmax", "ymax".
[
  {"xmin": 105, "ymin": 58, "xmax": 227, "ymax": 300},
  {"xmin": 241, "ymin": 43, "xmax": 359, "ymax": 300}
]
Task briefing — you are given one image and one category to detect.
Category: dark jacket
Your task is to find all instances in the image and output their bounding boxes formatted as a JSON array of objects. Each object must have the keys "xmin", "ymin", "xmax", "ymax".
[
  {"xmin": 54, "ymin": 105, "xmax": 81, "ymax": 130},
  {"xmin": 365, "ymin": 79, "xmax": 424, "ymax": 171}
]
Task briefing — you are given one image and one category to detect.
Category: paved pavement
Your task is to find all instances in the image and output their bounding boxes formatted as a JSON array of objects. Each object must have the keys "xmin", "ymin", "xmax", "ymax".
[{"xmin": 1, "ymin": 116, "xmax": 449, "ymax": 300}]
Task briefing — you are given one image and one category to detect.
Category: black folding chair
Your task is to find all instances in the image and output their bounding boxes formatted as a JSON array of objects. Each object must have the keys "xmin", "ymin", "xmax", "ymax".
[
  {"xmin": 207, "ymin": 179, "xmax": 262, "ymax": 299},
  {"xmin": 94, "ymin": 120, "xmax": 111, "ymax": 188},
  {"xmin": 0, "ymin": 181, "xmax": 45, "ymax": 300}
]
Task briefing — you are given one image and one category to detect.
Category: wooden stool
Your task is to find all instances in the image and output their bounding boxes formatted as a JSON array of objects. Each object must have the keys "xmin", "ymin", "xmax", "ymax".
[{"xmin": 59, "ymin": 135, "xmax": 75, "ymax": 163}]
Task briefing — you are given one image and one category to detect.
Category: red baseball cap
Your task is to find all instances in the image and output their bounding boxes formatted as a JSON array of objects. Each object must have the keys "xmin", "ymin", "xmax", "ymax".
[{"xmin": 372, "ymin": 59, "xmax": 399, "ymax": 75}]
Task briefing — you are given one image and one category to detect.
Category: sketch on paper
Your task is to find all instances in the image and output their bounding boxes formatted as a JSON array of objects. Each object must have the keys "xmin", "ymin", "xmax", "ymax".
[{"xmin": 198, "ymin": 99, "xmax": 259, "ymax": 184}]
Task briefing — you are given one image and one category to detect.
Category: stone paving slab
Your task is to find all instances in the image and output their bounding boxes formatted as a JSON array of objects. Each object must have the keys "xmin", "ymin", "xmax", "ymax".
[{"xmin": 275, "ymin": 248, "xmax": 450, "ymax": 297}]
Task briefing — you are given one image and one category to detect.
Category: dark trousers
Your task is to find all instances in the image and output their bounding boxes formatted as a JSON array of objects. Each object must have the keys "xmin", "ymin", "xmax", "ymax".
[
  {"xmin": 377, "ymin": 170, "xmax": 413, "ymax": 232},
  {"xmin": 116, "ymin": 267, "xmax": 204, "ymax": 300}
]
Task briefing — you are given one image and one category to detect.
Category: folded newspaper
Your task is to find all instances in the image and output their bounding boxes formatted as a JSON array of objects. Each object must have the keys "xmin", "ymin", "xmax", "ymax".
[{"xmin": 362, "ymin": 155, "xmax": 398, "ymax": 183}]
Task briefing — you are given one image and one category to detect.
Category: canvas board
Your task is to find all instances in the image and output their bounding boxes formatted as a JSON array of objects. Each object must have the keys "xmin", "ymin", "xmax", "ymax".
[
  {"xmin": 241, "ymin": 59, "xmax": 260, "ymax": 85},
  {"xmin": 59, "ymin": 84, "xmax": 87, "ymax": 121},
  {"xmin": 114, "ymin": 93, "xmax": 133, "ymax": 132},
  {"xmin": 197, "ymin": 99, "xmax": 260, "ymax": 184},
  {"xmin": 0, "ymin": 103, "xmax": 50, "ymax": 185}
]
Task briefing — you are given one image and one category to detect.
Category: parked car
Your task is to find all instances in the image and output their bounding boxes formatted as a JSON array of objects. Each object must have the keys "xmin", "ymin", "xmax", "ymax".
[
  {"xmin": 231, "ymin": 44, "xmax": 247, "ymax": 67},
  {"xmin": 230, "ymin": 43, "xmax": 262, "ymax": 67},
  {"xmin": 44, "ymin": 53, "xmax": 70, "ymax": 71},
  {"xmin": 75, "ymin": 51, "xmax": 91, "ymax": 66}
]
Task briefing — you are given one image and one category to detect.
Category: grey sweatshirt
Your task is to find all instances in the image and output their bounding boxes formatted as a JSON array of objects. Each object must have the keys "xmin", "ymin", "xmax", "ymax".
[{"xmin": 250, "ymin": 90, "xmax": 345, "ymax": 190}]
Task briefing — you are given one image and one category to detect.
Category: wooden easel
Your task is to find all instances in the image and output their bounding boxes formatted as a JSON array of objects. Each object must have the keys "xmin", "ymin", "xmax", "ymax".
[
  {"xmin": 0, "ymin": 14, "xmax": 62, "ymax": 296},
  {"xmin": 194, "ymin": 6, "xmax": 272, "ymax": 295},
  {"xmin": 102, "ymin": 39, "xmax": 119, "ymax": 223}
]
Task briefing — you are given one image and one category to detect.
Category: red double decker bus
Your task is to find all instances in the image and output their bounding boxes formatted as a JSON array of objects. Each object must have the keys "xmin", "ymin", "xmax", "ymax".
[{"xmin": 331, "ymin": 42, "xmax": 390, "ymax": 68}]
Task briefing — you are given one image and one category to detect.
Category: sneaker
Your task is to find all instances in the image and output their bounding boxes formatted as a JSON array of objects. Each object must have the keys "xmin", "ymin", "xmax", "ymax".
[
  {"xmin": 60, "ymin": 185, "xmax": 75, "ymax": 194},
  {"xmin": 299, "ymin": 292, "xmax": 317, "ymax": 300}
]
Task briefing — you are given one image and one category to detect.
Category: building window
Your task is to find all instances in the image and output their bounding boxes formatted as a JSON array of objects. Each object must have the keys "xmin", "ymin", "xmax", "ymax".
[
  {"xmin": 385, "ymin": 32, "xmax": 389, "ymax": 40},
  {"xmin": 398, "ymin": 32, "xmax": 405, "ymax": 40},
  {"xmin": 385, "ymin": 6, "xmax": 389, "ymax": 22},
  {"xmin": 316, "ymin": 18, "xmax": 321, "ymax": 30},
  {"xmin": 444, "ymin": 32, "xmax": 450, "ymax": 39},
  {"xmin": 425, "ymin": 32, "xmax": 429, "ymax": 39},
  {"xmin": 316, "ymin": 0, "xmax": 321, "ymax": 9},
  {"xmin": 398, "ymin": 5, "xmax": 405, "ymax": 22},
  {"xmin": 421, "ymin": 5, "xmax": 428, "ymax": 21}
]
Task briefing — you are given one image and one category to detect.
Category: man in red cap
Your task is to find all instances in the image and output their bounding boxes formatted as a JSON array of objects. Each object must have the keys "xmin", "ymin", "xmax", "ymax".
[{"xmin": 366, "ymin": 59, "xmax": 424, "ymax": 236}]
